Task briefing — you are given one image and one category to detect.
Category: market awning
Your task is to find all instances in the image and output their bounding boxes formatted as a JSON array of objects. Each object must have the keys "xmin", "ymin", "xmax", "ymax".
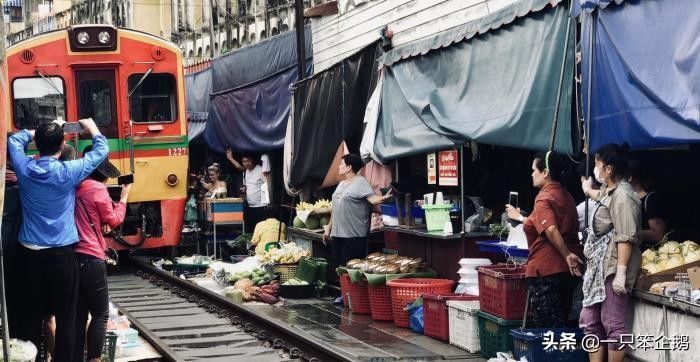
[
  {"xmin": 204, "ymin": 26, "xmax": 313, "ymax": 153},
  {"xmin": 578, "ymin": 0, "xmax": 700, "ymax": 150},
  {"xmin": 571, "ymin": 0, "xmax": 626, "ymax": 15},
  {"xmin": 373, "ymin": 0, "xmax": 575, "ymax": 162},
  {"xmin": 185, "ymin": 67, "xmax": 212, "ymax": 143},
  {"xmin": 187, "ymin": 112, "xmax": 208, "ymax": 143},
  {"xmin": 286, "ymin": 42, "xmax": 382, "ymax": 191}
]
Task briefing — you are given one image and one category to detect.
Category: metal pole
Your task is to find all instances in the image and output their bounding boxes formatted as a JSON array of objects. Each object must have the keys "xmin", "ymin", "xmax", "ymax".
[
  {"xmin": 460, "ymin": 146, "xmax": 465, "ymax": 233},
  {"xmin": 584, "ymin": 11, "xmax": 595, "ymax": 230},
  {"xmin": 293, "ymin": 0, "xmax": 306, "ymax": 79},
  {"xmin": 548, "ymin": 6, "xmax": 573, "ymax": 152},
  {"xmin": 0, "ymin": 11, "xmax": 11, "ymax": 360}
]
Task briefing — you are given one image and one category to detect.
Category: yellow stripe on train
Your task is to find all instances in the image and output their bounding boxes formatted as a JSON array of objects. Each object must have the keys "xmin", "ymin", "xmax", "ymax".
[{"xmin": 106, "ymin": 155, "xmax": 188, "ymax": 203}]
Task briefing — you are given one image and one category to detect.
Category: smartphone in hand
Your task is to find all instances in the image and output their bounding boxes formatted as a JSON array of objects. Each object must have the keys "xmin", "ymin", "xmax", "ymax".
[
  {"xmin": 508, "ymin": 191, "xmax": 519, "ymax": 209},
  {"xmin": 63, "ymin": 122, "xmax": 83, "ymax": 133},
  {"xmin": 118, "ymin": 174, "xmax": 134, "ymax": 185}
]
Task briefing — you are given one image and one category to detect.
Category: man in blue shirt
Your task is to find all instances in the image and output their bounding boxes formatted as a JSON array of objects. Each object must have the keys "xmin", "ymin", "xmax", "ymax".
[{"xmin": 8, "ymin": 118, "xmax": 107, "ymax": 362}]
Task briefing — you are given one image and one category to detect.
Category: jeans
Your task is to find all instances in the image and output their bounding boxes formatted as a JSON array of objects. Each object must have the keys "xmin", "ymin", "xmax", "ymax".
[
  {"xmin": 331, "ymin": 237, "xmax": 368, "ymax": 278},
  {"xmin": 527, "ymin": 272, "xmax": 578, "ymax": 328},
  {"xmin": 74, "ymin": 253, "xmax": 110, "ymax": 361},
  {"xmin": 15, "ymin": 244, "xmax": 78, "ymax": 362}
]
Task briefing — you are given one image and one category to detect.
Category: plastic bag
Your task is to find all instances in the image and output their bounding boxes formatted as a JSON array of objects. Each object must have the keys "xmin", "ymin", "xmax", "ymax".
[
  {"xmin": 409, "ymin": 306, "xmax": 424, "ymax": 334},
  {"xmin": 486, "ymin": 352, "xmax": 527, "ymax": 362},
  {"xmin": 0, "ymin": 339, "xmax": 38, "ymax": 362},
  {"xmin": 506, "ymin": 224, "xmax": 528, "ymax": 249}
]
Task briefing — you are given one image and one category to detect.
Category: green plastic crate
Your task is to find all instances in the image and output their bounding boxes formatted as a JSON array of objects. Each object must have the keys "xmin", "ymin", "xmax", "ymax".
[
  {"xmin": 477, "ymin": 311, "xmax": 521, "ymax": 358},
  {"xmin": 422, "ymin": 204, "xmax": 453, "ymax": 231}
]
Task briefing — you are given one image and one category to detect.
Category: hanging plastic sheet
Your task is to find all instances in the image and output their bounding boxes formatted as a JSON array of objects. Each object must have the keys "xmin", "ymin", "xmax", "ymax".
[
  {"xmin": 204, "ymin": 27, "xmax": 313, "ymax": 153},
  {"xmin": 286, "ymin": 43, "xmax": 382, "ymax": 191},
  {"xmin": 373, "ymin": 0, "xmax": 575, "ymax": 162},
  {"xmin": 185, "ymin": 68, "xmax": 212, "ymax": 143},
  {"xmin": 576, "ymin": 0, "xmax": 700, "ymax": 150}
]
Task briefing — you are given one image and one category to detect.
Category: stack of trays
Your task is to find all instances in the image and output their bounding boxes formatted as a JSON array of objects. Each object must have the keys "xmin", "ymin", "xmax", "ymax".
[{"xmin": 456, "ymin": 258, "xmax": 491, "ymax": 295}]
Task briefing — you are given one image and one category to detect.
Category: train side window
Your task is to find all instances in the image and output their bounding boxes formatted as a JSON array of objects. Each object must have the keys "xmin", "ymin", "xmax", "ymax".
[
  {"xmin": 78, "ymin": 80, "xmax": 113, "ymax": 127},
  {"xmin": 12, "ymin": 77, "xmax": 66, "ymax": 129},
  {"xmin": 128, "ymin": 73, "xmax": 177, "ymax": 123}
]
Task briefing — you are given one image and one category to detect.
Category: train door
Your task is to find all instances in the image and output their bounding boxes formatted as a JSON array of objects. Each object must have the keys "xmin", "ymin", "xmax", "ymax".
[{"xmin": 74, "ymin": 69, "xmax": 124, "ymax": 172}]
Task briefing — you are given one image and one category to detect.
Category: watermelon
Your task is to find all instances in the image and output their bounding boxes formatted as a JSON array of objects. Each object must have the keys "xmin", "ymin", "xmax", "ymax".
[
  {"xmin": 305, "ymin": 217, "xmax": 320, "ymax": 230},
  {"xmin": 293, "ymin": 216, "xmax": 305, "ymax": 228},
  {"xmin": 319, "ymin": 216, "xmax": 330, "ymax": 227}
]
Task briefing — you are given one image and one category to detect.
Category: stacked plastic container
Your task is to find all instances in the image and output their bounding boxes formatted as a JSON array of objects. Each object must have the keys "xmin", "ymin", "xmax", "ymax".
[
  {"xmin": 476, "ymin": 264, "xmax": 528, "ymax": 358},
  {"xmin": 455, "ymin": 258, "xmax": 491, "ymax": 295}
]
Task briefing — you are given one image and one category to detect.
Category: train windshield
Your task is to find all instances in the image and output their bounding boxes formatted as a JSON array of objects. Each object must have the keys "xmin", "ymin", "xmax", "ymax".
[
  {"xmin": 12, "ymin": 77, "xmax": 66, "ymax": 129},
  {"xmin": 128, "ymin": 73, "xmax": 177, "ymax": 123}
]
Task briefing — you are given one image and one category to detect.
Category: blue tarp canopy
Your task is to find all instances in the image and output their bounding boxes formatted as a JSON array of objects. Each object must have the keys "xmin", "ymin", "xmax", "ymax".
[
  {"xmin": 372, "ymin": 0, "xmax": 575, "ymax": 162},
  {"xmin": 577, "ymin": 0, "xmax": 700, "ymax": 150},
  {"xmin": 185, "ymin": 67, "xmax": 212, "ymax": 143},
  {"xmin": 203, "ymin": 27, "xmax": 312, "ymax": 152}
]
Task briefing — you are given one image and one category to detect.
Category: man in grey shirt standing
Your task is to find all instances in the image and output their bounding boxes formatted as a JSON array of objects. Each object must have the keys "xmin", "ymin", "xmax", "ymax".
[{"xmin": 323, "ymin": 154, "xmax": 392, "ymax": 275}]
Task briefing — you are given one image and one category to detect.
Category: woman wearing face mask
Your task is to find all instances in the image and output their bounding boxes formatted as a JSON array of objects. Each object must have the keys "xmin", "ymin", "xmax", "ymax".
[
  {"xmin": 323, "ymin": 154, "xmax": 392, "ymax": 276},
  {"xmin": 580, "ymin": 143, "xmax": 641, "ymax": 362},
  {"xmin": 505, "ymin": 151, "xmax": 583, "ymax": 328}
]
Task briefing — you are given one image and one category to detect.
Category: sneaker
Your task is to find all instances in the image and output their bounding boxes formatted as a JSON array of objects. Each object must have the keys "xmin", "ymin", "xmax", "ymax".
[{"xmin": 333, "ymin": 296, "xmax": 344, "ymax": 305}]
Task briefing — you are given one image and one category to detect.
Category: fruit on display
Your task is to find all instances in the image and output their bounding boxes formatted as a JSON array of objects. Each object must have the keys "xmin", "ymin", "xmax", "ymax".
[
  {"xmin": 346, "ymin": 253, "xmax": 424, "ymax": 274},
  {"xmin": 295, "ymin": 201, "xmax": 315, "ymax": 212},
  {"xmin": 293, "ymin": 217, "xmax": 305, "ymax": 228},
  {"xmin": 681, "ymin": 240, "xmax": 700, "ymax": 263},
  {"xmin": 282, "ymin": 278, "xmax": 309, "ymax": 286},
  {"xmin": 259, "ymin": 242, "xmax": 310, "ymax": 264},
  {"xmin": 305, "ymin": 217, "xmax": 320, "ymax": 230},
  {"xmin": 320, "ymin": 216, "xmax": 330, "ymax": 227},
  {"xmin": 642, "ymin": 240, "xmax": 699, "ymax": 274}
]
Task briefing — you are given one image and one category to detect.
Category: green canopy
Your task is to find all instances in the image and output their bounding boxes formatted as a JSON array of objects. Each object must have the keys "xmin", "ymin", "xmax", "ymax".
[{"xmin": 373, "ymin": 0, "xmax": 575, "ymax": 161}]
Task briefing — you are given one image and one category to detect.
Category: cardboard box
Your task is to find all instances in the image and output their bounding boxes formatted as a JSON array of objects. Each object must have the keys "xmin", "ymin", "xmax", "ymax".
[
  {"xmin": 688, "ymin": 266, "xmax": 700, "ymax": 290},
  {"xmin": 635, "ymin": 260, "xmax": 700, "ymax": 292}
]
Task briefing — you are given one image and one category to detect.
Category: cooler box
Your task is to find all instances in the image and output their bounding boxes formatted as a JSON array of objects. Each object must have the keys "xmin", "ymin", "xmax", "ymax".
[{"xmin": 206, "ymin": 198, "xmax": 244, "ymax": 223}]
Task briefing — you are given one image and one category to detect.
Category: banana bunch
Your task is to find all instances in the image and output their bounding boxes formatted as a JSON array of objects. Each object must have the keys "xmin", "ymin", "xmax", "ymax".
[
  {"xmin": 314, "ymin": 199, "xmax": 332, "ymax": 209},
  {"xmin": 259, "ymin": 242, "xmax": 310, "ymax": 264},
  {"xmin": 296, "ymin": 202, "xmax": 314, "ymax": 212}
]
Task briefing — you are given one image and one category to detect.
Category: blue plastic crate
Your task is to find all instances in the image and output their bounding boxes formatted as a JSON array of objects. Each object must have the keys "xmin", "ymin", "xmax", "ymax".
[{"xmin": 510, "ymin": 328, "xmax": 587, "ymax": 362}]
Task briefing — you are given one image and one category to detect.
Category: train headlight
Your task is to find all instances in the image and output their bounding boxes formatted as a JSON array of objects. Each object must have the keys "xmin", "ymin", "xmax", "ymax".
[
  {"xmin": 98, "ymin": 31, "xmax": 111, "ymax": 44},
  {"xmin": 77, "ymin": 31, "xmax": 90, "ymax": 45},
  {"xmin": 166, "ymin": 174, "xmax": 178, "ymax": 186}
]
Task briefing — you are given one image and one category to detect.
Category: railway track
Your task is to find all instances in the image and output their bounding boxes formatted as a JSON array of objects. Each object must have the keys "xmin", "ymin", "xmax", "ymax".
[{"xmin": 108, "ymin": 257, "xmax": 349, "ymax": 362}]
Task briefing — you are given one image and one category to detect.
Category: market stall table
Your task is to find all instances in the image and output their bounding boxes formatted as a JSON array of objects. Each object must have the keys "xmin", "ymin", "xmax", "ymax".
[
  {"xmin": 379, "ymin": 227, "xmax": 499, "ymax": 280},
  {"xmin": 199, "ymin": 198, "xmax": 245, "ymax": 259},
  {"xmin": 628, "ymin": 289, "xmax": 699, "ymax": 362}
]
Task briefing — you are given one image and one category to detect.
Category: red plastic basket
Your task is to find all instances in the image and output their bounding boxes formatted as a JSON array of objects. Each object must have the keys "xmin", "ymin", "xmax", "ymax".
[
  {"xmin": 347, "ymin": 279, "xmax": 371, "ymax": 314},
  {"xmin": 477, "ymin": 264, "xmax": 528, "ymax": 320},
  {"xmin": 386, "ymin": 278, "xmax": 455, "ymax": 328},
  {"xmin": 339, "ymin": 273, "xmax": 351, "ymax": 308},
  {"xmin": 423, "ymin": 293, "xmax": 479, "ymax": 342},
  {"xmin": 367, "ymin": 284, "xmax": 394, "ymax": 321}
]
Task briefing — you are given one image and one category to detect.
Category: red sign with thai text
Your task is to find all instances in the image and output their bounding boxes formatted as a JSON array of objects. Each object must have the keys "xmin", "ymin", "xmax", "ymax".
[{"xmin": 438, "ymin": 150, "xmax": 458, "ymax": 186}]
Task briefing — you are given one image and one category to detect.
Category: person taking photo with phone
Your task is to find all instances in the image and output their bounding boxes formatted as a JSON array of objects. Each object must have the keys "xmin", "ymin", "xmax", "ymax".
[
  {"xmin": 72, "ymin": 147, "xmax": 132, "ymax": 361},
  {"xmin": 8, "ymin": 118, "xmax": 107, "ymax": 361},
  {"xmin": 505, "ymin": 151, "xmax": 582, "ymax": 328}
]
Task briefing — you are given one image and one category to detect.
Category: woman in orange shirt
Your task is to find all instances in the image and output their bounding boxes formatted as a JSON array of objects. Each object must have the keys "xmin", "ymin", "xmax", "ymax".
[{"xmin": 506, "ymin": 151, "xmax": 583, "ymax": 327}]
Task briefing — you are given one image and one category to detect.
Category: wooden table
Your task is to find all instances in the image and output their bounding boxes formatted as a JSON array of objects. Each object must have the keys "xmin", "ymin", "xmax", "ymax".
[{"xmin": 379, "ymin": 227, "xmax": 500, "ymax": 280}]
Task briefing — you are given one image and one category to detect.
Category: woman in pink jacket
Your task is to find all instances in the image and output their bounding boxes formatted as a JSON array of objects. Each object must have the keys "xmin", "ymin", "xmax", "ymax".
[{"xmin": 73, "ymin": 154, "xmax": 131, "ymax": 362}]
